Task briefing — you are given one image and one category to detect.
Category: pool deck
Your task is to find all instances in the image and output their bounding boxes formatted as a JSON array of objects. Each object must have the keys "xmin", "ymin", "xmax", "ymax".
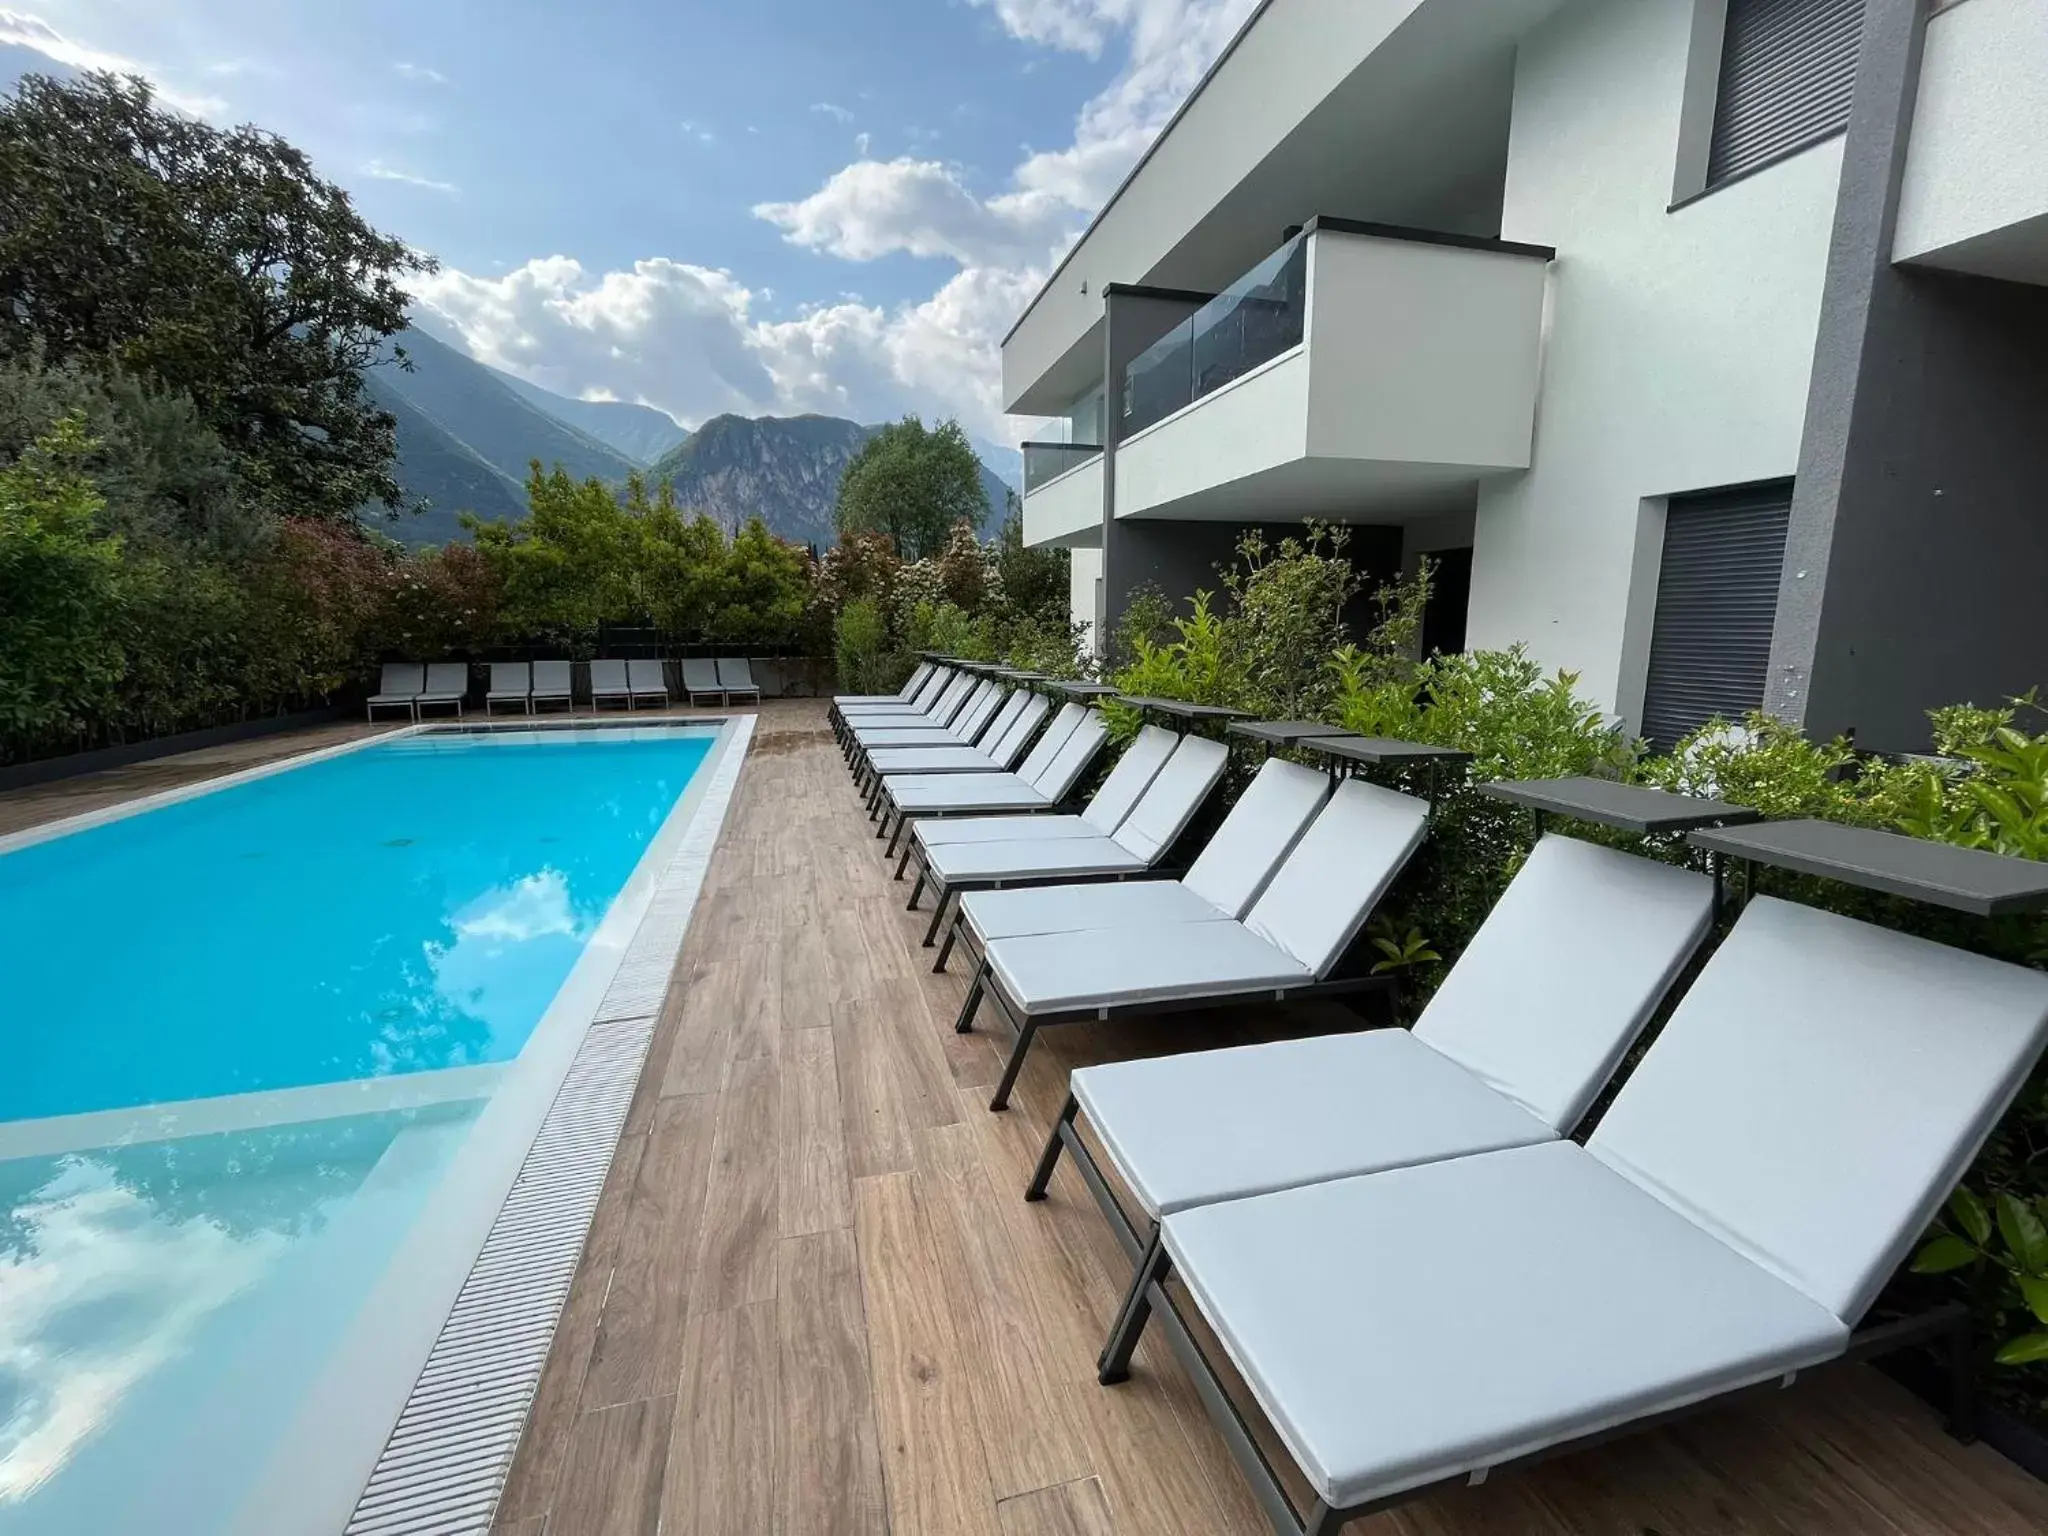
[{"xmin": 9, "ymin": 698, "xmax": 2048, "ymax": 1534}]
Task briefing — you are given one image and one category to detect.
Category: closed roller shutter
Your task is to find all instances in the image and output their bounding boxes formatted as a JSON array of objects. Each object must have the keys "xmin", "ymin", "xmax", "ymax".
[
  {"xmin": 1708, "ymin": 0, "xmax": 1864, "ymax": 188},
  {"xmin": 1640, "ymin": 484, "xmax": 1792, "ymax": 751}
]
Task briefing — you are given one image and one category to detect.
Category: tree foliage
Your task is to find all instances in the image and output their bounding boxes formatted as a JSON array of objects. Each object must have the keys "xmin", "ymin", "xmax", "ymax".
[
  {"xmin": 833, "ymin": 416, "xmax": 988, "ymax": 559},
  {"xmin": 0, "ymin": 71, "xmax": 429, "ymax": 522}
]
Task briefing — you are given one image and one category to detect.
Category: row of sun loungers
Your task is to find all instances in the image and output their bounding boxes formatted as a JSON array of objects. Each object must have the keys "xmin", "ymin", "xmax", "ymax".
[
  {"xmin": 827, "ymin": 657, "xmax": 2048, "ymax": 1535},
  {"xmin": 366, "ymin": 658, "xmax": 762, "ymax": 719}
]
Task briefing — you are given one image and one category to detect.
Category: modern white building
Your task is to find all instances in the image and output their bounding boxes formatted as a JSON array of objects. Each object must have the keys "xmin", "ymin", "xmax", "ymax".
[{"xmin": 1005, "ymin": 0, "xmax": 2048, "ymax": 752}]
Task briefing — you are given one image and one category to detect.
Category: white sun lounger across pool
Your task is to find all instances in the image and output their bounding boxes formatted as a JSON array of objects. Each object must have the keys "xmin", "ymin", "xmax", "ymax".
[
  {"xmin": 366, "ymin": 662, "xmax": 425, "ymax": 721},
  {"xmin": 681, "ymin": 657, "xmax": 724, "ymax": 706}
]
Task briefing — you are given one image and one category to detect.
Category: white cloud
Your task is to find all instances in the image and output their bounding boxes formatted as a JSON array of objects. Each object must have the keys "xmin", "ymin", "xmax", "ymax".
[
  {"xmin": 964, "ymin": 0, "xmax": 1121, "ymax": 56},
  {"xmin": 754, "ymin": 156, "xmax": 1072, "ymax": 270},
  {"xmin": 362, "ymin": 158, "xmax": 458, "ymax": 194},
  {"xmin": 393, "ymin": 60, "xmax": 447, "ymax": 84},
  {"xmin": 0, "ymin": 8, "xmax": 228, "ymax": 116},
  {"xmin": 809, "ymin": 100, "xmax": 854, "ymax": 124}
]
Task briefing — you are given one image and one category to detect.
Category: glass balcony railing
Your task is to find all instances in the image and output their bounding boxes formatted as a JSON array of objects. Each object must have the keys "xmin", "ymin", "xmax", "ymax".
[
  {"xmin": 1121, "ymin": 232, "xmax": 1308, "ymax": 438},
  {"xmin": 1021, "ymin": 440, "xmax": 1103, "ymax": 493}
]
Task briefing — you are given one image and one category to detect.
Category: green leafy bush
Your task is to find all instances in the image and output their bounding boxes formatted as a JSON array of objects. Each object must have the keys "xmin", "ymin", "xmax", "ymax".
[{"xmin": 833, "ymin": 597, "xmax": 903, "ymax": 697}]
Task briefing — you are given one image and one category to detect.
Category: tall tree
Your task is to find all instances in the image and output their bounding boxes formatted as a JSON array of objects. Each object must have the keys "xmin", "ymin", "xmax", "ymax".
[
  {"xmin": 833, "ymin": 415, "xmax": 988, "ymax": 560},
  {"xmin": 0, "ymin": 72, "xmax": 431, "ymax": 522}
]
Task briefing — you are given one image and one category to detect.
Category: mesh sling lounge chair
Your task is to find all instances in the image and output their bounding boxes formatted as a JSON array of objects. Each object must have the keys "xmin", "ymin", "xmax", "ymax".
[
  {"xmin": 589, "ymin": 659, "xmax": 632, "ymax": 709},
  {"xmin": 414, "ymin": 662, "xmax": 470, "ymax": 719},
  {"xmin": 485, "ymin": 662, "xmax": 532, "ymax": 715},
  {"xmin": 941, "ymin": 757, "xmax": 1335, "ymax": 981},
  {"xmin": 531, "ymin": 660, "xmax": 574, "ymax": 711},
  {"xmin": 681, "ymin": 657, "xmax": 724, "ymax": 706},
  {"xmin": 877, "ymin": 707, "xmax": 1107, "ymax": 855},
  {"xmin": 1093, "ymin": 896, "xmax": 2048, "ymax": 1535},
  {"xmin": 906, "ymin": 731, "xmax": 1229, "ymax": 960},
  {"xmin": 627, "ymin": 658, "xmax": 669, "ymax": 708},
  {"xmin": 366, "ymin": 662, "xmax": 425, "ymax": 721},
  {"xmin": 1024, "ymin": 835, "xmax": 1715, "ymax": 1376},
  {"xmin": 716, "ymin": 657, "xmax": 762, "ymax": 703},
  {"xmin": 898, "ymin": 722, "xmax": 1177, "ymax": 908},
  {"xmin": 962, "ymin": 776, "xmax": 1431, "ymax": 1111}
]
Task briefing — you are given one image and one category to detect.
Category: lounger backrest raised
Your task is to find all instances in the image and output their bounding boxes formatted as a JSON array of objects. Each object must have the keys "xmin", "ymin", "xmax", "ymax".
[
  {"xmin": 589, "ymin": 659, "xmax": 629, "ymax": 695},
  {"xmin": 956, "ymin": 685, "xmax": 1016, "ymax": 745},
  {"xmin": 532, "ymin": 660, "xmax": 573, "ymax": 697},
  {"xmin": 988, "ymin": 693, "xmax": 1051, "ymax": 767},
  {"xmin": 1414, "ymin": 836, "xmax": 1714, "ymax": 1133},
  {"xmin": 1181, "ymin": 759, "xmax": 1333, "ymax": 918},
  {"xmin": 1588, "ymin": 896, "xmax": 2048, "ymax": 1323},
  {"xmin": 1244, "ymin": 778, "xmax": 1430, "ymax": 977},
  {"xmin": 1111, "ymin": 735, "xmax": 1230, "ymax": 863},
  {"xmin": 924, "ymin": 671, "xmax": 976, "ymax": 723},
  {"xmin": 423, "ymin": 662, "xmax": 468, "ymax": 697},
  {"xmin": 908, "ymin": 666, "xmax": 952, "ymax": 709},
  {"xmin": 379, "ymin": 662, "xmax": 425, "ymax": 697},
  {"xmin": 628, "ymin": 658, "xmax": 668, "ymax": 695},
  {"xmin": 1032, "ymin": 712, "xmax": 1111, "ymax": 800},
  {"xmin": 716, "ymin": 657, "xmax": 758, "ymax": 691},
  {"xmin": 682, "ymin": 658, "xmax": 721, "ymax": 694},
  {"xmin": 489, "ymin": 661, "xmax": 530, "ymax": 694},
  {"xmin": 1080, "ymin": 726, "xmax": 1180, "ymax": 835},
  {"xmin": 898, "ymin": 661, "xmax": 934, "ymax": 699},
  {"xmin": 1017, "ymin": 704, "xmax": 1086, "ymax": 782}
]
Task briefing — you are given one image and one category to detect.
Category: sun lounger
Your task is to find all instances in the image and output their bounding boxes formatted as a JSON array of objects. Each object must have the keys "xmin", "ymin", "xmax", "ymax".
[
  {"xmin": 876, "ymin": 706, "xmax": 1106, "ymax": 853},
  {"xmin": 897, "ymin": 721, "xmax": 1172, "ymax": 889},
  {"xmin": 485, "ymin": 662, "xmax": 532, "ymax": 715},
  {"xmin": 1024, "ymin": 835, "xmax": 1714, "ymax": 1371},
  {"xmin": 531, "ymin": 659, "xmax": 574, "ymax": 711},
  {"xmin": 837, "ymin": 670, "xmax": 978, "ymax": 746},
  {"xmin": 627, "ymin": 658, "xmax": 669, "ymax": 708},
  {"xmin": 943, "ymin": 757, "xmax": 1334, "ymax": 978},
  {"xmin": 863, "ymin": 692, "xmax": 1051, "ymax": 787},
  {"xmin": 1092, "ymin": 895, "xmax": 2048, "ymax": 1532},
  {"xmin": 589, "ymin": 658, "xmax": 632, "ymax": 709},
  {"xmin": 716, "ymin": 657, "xmax": 762, "ymax": 703},
  {"xmin": 365, "ymin": 662, "xmax": 425, "ymax": 721},
  {"xmin": 962, "ymin": 776, "xmax": 1431, "ymax": 1109},
  {"xmin": 849, "ymin": 685, "xmax": 1029, "ymax": 791},
  {"xmin": 681, "ymin": 657, "xmax": 724, "ymax": 706},
  {"xmin": 905, "ymin": 730, "xmax": 1228, "ymax": 956},
  {"xmin": 414, "ymin": 661, "xmax": 470, "ymax": 719},
  {"xmin": 834, "ymin": 661, "xmax": 934, "ymax": 710},
  {"xmin": 836, "ymin": 663, "xmax": 953, "ymax": 725},
  {"xmin": 845, "ymin": 677, "xmax": 1000, "ymax": 751}
]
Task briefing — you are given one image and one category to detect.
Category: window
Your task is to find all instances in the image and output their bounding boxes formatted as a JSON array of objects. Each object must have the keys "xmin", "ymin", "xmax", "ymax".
[
  {"xmin": 1706, "ymin": 0, "xmax": 1864, "ymax": 189},
  {"xmin": 1639, "ymin": 484, "xmax": 1792, "ymax": 751}
]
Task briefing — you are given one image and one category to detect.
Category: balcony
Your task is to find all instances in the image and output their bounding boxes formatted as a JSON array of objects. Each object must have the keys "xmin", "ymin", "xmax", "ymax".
[
  {"xmin": 1894, "ymin": 0, "xmax": 2048, "ymax": 284},
  {"xmin": 1020, "ymin": 441, "xmax": 1104, "ymax": 547},
  {"xmin": 1113, "ymin": 218, "xmax": 1551, "ymax": 524}
]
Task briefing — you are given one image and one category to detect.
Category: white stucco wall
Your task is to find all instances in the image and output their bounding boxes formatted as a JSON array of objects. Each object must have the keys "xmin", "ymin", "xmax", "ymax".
[
  {"xmin": 1020, "ymin": 456, "xmax": 1105, "ymax": 547},
  {"xmin": 1115, "ymin": 349, "xmax": 1312, "ymax": 518},
  {"xmin": 1069, "ymin": 545, "xmax": 1105, "ymax": 652},
  {"xmin": 1467, "ymin": 0, "xmax": 1841, "ymax": 727},
  {"xmin": 1893, "ymin": 0, "xmax": 2048, "ymax": 280}
]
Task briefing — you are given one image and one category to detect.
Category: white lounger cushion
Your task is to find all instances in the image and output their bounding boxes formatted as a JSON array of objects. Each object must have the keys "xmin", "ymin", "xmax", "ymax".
[
  {"xmin": 867, "ymin": 746, "xmax": 1009, "ymax": 773},
  {"xmin": 962, "ymin": 881, "xmax": 1231, "ymax": 945},
  {"xmin": 923, "ymin": 836, "xmax": 1151, "ymax": 884},
  {"xmin": 1075, "ymin": 1028, "xmax": 1554, "ymax": 1218},
  {"xmin": 1011, "ymin": 703, "xmax": 1085, "ymax": 781},
  {"xmin": 531, "ymin": 661, "xmax": 573, "ymax": 697},
  {"xmin": 1163, "ymin": 1139, "xmax": 1846, "ymax": 1508},
  {"xmin": 1108, "ymin": 735, "xmax": 1227, "ymax": 862},
  {"xmin": 891, "ymin": 779, "xmax": 1053, "ymax": 813},
  {"xmin": 1079, "ymin": 726, "xmax": 1177, "ymax": 834},
  {"xmin": 1412, "ymin": 835, "xmax": 1714, "ymax": 1130},
  {"xmin": 834, "ymin": 661, "xmax": 930, "ymax": 705},
  {"xmin": 1180, "ymin": 759, "xmax": 1330, "ymax": 917},
  {"xmin": 1588, "ymin": 896, "xmax": 2048, "ymax": 1322},
  {"xmin": 987, "ymin": 920, "xmax": 1309, "ymax": 1012},
  {"xmin": 919, "ymin": 814, "xmax": 1099, "ymax": 845},
  {"xmin": 1242, "ymin": 778, "xmax": 1429, "ymax": 975}
]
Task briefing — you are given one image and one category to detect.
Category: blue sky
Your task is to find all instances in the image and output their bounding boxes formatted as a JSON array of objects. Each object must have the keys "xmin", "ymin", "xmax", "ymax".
[{"xmin": 1, "ymin": 1, "xmax": 1258, "ymax": 442}]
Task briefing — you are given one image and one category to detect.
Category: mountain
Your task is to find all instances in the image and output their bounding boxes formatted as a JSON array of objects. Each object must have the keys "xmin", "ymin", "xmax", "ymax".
[
  {"xmin": 374, "ymin": 327, "xmax": 639, "ymax": 485},
  {"xmin": 973, "ymin": 436, "xmax": 1024, "ymax": 494},
  {"xmin": 645, "ymin": 415, "xmax": 1013, "ymax": 549},
  {"xmin": 362, "ymin": 371, "xmax": 528, "ymax": 546},
  {"xmin": 490, "ymin": 371, "xmax": 689, "ymax": 465}
]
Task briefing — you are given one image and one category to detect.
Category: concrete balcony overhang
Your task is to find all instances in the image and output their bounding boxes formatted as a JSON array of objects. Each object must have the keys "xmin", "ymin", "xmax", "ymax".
[
  {"xmin": 1894, "ymin": 0, "xmax": 2048, "ymax": 284},
  {"xmin": 1021, "ymin": 452, "xmax": 1104, "ymax": 549},
  {"xmin": 1112, "ymin": 221, "xmax": 1550, "ymax": 525}
]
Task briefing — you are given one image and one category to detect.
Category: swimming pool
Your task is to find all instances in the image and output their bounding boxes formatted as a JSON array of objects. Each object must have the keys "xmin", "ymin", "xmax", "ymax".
[{"xmin": 0, "ymin": 720, "xmax": 746, "ymax": 1534}]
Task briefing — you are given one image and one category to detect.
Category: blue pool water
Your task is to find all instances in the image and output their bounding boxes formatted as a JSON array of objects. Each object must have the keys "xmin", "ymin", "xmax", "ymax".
[
  {"xmin": 4, "ymin": 729, "xmax": 709, "ymax": 1123},
  {"xmin": 0, "ymin": 726, "xmax": 715, "ymax": 1532}
]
